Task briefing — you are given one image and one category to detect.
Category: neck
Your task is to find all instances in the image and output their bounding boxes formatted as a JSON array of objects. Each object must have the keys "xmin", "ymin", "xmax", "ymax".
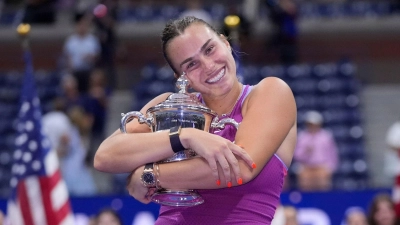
[{"xmin": 204, "ymin": 83, "xmax": 243, "ymax": 117}]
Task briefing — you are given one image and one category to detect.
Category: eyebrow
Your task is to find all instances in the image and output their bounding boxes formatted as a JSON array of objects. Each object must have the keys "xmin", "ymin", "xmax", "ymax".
[{"xmin": 179, "ymin": 38, "xmax": 213, "ymax": 69}]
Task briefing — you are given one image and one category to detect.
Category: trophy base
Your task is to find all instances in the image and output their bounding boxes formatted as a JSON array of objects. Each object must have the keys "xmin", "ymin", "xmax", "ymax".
[{"xmin": 151, "ymin": 189, "xmax": 204, "ymax": 207}]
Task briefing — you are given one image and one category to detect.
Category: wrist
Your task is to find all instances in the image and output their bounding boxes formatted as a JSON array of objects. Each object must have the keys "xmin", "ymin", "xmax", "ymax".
[
  {"xmin": 169, "ymin": 126, "xmax": 186, "ymax": 153},
  {"xmin": 141, "ymin": 163, "xmax": 156, "ymax": 188},
  {"xmin": 179, "ymin": 127, "xmax": 191, "ymax": 150}
]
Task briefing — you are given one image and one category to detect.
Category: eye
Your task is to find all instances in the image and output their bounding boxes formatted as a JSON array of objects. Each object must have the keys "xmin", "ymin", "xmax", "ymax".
[
  {"xmin": 205, "ymin": 45, "xmax": 214, "ymax": 55},
  {"xmin": 187, "ymin": 61, "xmax": 196, "ymax": 69}
]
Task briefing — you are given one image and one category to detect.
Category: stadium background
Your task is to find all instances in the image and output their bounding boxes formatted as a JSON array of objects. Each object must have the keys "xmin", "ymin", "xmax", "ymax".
[{"xmin": 0, "ymin": 0, "xmax": 400, "ymax": 224}]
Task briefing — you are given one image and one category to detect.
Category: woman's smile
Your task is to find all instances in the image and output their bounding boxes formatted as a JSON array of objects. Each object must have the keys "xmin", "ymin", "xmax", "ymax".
[{"xmin": 206, "ymin": 67, "xmax": 225, "ymax": 84}]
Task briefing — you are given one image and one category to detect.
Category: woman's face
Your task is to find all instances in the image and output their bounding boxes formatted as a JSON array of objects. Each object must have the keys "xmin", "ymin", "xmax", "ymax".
[
  {"xmin": 167, "ymin": 23, "xmax": 237, "ymax": 97},
  {"xmin": 374, "ymin": 200, "xmax": 396, "ymax": 225},
  {"xmin": 97, "ymin": 211, "xmax": 121, "ymax": 225},
  {"xmin": 347, "ymin": 211, "xmax": 367, "ymax": 225}
]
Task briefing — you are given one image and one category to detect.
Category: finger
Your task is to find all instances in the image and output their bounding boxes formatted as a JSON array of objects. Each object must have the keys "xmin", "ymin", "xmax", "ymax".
[
  {"xmin": 232, "ymin": 144, "xmax": 256, "ymax": 169},
  {"xmin": 223, "ymin": 148, "xmax": 241, "ymax": 185},
  {"xmin": 216, "ymin": 153, "xmax": 232, "ymax": 187},
  {"xmin": 206, "ymin": 157, "xmax": 221, "ymax": 186}
]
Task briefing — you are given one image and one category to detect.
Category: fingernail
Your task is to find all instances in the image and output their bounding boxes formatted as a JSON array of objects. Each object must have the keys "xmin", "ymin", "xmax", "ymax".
[
  {"xmin": 238, "ymin": 178, "xmax": 243, "ymax": 185},
  {"xmin": 237, "ymin": 144, "xmax": 245, "ymax": 149},
  {"xmin": 252, "ymin": 163, "xmax": 257, "ymax": 169},
  {"xmin": 216, "ymin": 180, "xmax": 221, "ymax": 186},
  {"xmin": 227, "ymin": 182, "xmax": 232, "ymax": 188}
]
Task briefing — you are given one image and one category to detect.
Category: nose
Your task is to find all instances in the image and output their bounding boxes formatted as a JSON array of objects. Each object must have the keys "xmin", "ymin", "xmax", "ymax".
[{"xmin": 201, "ymin": 56, "xmax": 215, "ymax": 73}]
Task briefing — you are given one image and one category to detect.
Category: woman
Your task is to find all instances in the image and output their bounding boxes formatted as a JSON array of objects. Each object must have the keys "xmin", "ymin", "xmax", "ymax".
[
  {"xmin": 94, "ymin": 16, "xmax": 297, "ymax": 224},
  {"xmin": 93, "ymin": 208, "xmax": 123, "ymax": 225},
  {"xmin": 367, "ymin": 193, "xmax": 400, "ymax": 225}
]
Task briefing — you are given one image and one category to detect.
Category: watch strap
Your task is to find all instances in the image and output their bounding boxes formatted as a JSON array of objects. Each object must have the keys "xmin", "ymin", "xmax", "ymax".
[{"xmin": 170, "ymin": 126, "xmax": 185, "ymax": 153}]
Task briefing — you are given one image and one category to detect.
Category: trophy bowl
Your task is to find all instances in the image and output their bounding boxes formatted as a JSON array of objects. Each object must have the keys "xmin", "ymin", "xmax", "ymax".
[{"xmin": 120, "ymin": 74, "xmax": 239, "ymax": 207}]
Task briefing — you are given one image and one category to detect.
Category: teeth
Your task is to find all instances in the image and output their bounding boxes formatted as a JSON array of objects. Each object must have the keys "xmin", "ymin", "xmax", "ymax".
[{"xmin": 207, "ymin": 68, "xmax": 225, "ymax": 83}]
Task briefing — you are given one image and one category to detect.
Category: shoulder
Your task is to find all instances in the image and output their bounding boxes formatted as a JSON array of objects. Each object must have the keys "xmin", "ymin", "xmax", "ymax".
[
  {"xmin": 246, "ymin": 77, "xmax": 294, "ymax": 106},
  {"xmin": 242, "ymin": 77, "xmax": 296, "ymax": 122},
  {"xmin": 253, "ymin": 77, "xmax": 292, "ymax": 94}
]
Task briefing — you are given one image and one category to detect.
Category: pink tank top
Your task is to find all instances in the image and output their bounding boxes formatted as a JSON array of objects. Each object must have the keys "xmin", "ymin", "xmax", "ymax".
[{"xmin": 155, "ymin": 85, "xmax": 287, "ymax": 225}]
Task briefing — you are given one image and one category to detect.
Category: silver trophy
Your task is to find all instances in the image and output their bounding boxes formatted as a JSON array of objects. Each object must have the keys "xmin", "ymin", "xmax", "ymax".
[{"xmin": 120, "ymin": 73, "xmax": 239, "ymax": 207}]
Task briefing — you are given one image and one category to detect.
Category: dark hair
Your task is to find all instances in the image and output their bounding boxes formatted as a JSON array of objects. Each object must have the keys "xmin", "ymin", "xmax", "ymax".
[
  {"xmin": 367, "ymin": 193, "xmax": 400, "ymax": 225},
  {"xmin": 161, "ymin": 16, "xmax": 221, "ymax": 75},
  {"xmin": 95, "ymin": 208, "xmax": 123, "ymax": 225}
]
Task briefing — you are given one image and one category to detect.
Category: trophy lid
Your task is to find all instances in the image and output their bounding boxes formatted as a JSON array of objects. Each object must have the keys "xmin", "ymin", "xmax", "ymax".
[{"xmin": 147, "ymin": 73, "xmax": 217, "ymax": 116}]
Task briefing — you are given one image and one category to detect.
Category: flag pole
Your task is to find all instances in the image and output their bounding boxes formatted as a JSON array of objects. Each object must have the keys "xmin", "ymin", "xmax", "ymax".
[
  {"xmin": 7, "ymin": 23, "xmax": 75, "ymax": 225},
  {"xmin": 17, "ymin": 23, "xmax": 31, "ymax": 50}
]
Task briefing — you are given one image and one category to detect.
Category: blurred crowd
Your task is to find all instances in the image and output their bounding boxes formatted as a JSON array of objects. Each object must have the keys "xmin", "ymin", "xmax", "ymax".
[
  {"xmin": 0, "ymin": 0, "xmax": 399, "ymax": 199},
  {"xmin": 272, "ymin": 192, "xmax": 400, "ymax": 225}
]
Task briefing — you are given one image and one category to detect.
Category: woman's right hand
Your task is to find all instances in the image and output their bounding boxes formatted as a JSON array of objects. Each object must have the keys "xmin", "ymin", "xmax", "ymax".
[{"xmin": 180, "ymin": 128, "xmax": 255, "ymax": 186}]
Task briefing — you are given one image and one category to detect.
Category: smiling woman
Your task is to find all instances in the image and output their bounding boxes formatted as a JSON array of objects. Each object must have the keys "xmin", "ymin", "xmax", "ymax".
[{"xmin": 94, "ymin": 16, "xmax": 297, "ymax": 225}]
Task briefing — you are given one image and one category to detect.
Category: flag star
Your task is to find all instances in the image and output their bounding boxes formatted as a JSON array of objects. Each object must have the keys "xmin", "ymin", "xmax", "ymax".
[
  {"xmin": 19, "ymin": 165, "xmax": 26, "ymax": 175},
  {"xmin": 23, "ymin": 152, "xmax": 32, "ymax": 163},
  {"xmin": 10, "ymin": 177, "xmax": 17, "ymax": 187},
  {"xmin": 25, "ymin": 120, "xmax": 34, "ymax": 131},
  {"xmin": 12, "ymin": 164, "xmax": 18, "ymax": 174},
  {"xmin": 14, "ymin": 149, "xmax": 22, "ymax": 160},
  {"xmin": 29, "ymin": 140, "xmax": 37, "ymax": 151},
  {"xmin": 17, "ymin": 123, "xmax": 24, "ymax": 132},
  {"xmin": 32, "ymin": 160, "xmax": 41, "ymax": 171},
  {"xmin": 21, "ymin": 101, "xmax": 30, "ymax": 114},
  {"xmin": 15, "ymin": 133, "xmax": 28, "ymax": 146}
]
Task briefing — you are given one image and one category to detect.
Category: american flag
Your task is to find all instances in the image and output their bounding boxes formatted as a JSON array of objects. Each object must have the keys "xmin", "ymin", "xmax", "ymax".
[{"xmin": 7, "ymin": 50, "xmax": 74, "ymax": 225}]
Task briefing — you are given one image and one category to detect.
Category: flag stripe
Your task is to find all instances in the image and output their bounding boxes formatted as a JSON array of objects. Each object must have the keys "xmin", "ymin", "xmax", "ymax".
[
  {"xmin": 26, "ymin": 177, "xmax": 47, "ymax": 225},
  {"xmin": 51, "ymin": 180, "xmax": 69, "ymax": 211},
  {"xmin": 60, "ymin": 214, "xmax": 75, "ymax": 225},
  {"xmin": 7, "ymin": 201, "xmax": 24, "ymax": 225},
  {"xmin": 44, "ymin": 149, "xmax": 59, "ymax": 176},
  {"xmin": 18, "ymin": 182, "xmax": 34, "ymax": 225}
]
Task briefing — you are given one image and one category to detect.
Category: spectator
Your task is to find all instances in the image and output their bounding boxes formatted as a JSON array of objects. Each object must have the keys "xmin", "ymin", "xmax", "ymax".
[
  {"xmin": 93, "ymin": 0, "xmax": 119, "ymax": 90},
  {"xmin": 265, "ymin": 0, "xmax": 299, "ymax": 65},
  {"xmin": 86, "ymin": 68, "xmax": 110, "ymax": 165},
  {"xmin": 367, "ymin": 193, "xmax": 400, "ymax": 225},
  {"xmin": 94, "ymin": 208, "xmax": 123, "ymax": 225},
  {"xmin": 64, "ymin": 14, "xmax": 101, "ymax": 94},
  {"xmin": 294, "ymin": 110, "xmax": 339, "ymax": 191},
  {"xmin": 42, "ymin": 100, "xmax": 97, "ymax": 196},
  {"xmin": 60, "ymin": 75, "xmax": 94, "ymax": 150},
  {"xmin": 343, "ymin": 207, "xmax": 368, "ymax": 225},
  {"xmin": 0, "ymin": 209, "xmax": 4, "ymax": 225},
  {"xmin": 283, "ymin": 206, "xmax": 299, "ymax": 225},
  {"xmin": 386, "ymin": 120, "xmax": 400, "ymax": 217}
]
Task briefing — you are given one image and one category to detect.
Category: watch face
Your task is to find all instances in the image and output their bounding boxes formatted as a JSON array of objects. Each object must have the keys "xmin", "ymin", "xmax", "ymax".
[{"xmin": 142, "ymin": 172, "xmax": 155, "ymax": 185}]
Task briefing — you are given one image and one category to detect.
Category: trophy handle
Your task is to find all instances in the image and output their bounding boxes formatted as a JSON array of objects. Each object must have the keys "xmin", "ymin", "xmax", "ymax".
[
  {"xmin": 211, "ymin": 117, "xmax": 240, "ymax": 130},
  {"xmin": 120, "ymin": 111, "xmax": 153, "ymax": 133}
]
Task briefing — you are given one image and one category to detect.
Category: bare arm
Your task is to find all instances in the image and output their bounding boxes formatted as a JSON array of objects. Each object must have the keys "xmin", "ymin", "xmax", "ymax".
[
  {"xmin": 94, "ymin": 92, "xmax": 254, "ymax": 178},
  {"xmin": 128, "ymin": 77, "xmax": 297, "ymax": 196},
  {"xmin": 94, "ymin": 93, "xmax": 177, "ymax": 173}
]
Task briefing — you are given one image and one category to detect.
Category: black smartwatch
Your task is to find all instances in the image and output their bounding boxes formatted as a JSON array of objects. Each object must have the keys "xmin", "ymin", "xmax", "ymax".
[
  {"xmin": 141, "ymin": 163, "xmax": 156, "ymax": 188},
  {"xmin": 169, "ymin": 126, "xmax": 186, "ymax": 153}
]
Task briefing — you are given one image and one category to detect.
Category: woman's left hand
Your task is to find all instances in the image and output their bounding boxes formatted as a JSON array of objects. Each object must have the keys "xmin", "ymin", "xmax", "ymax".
[{"xmin": 126, "ymin": 166, "xmax": 155, "ymax": 204}]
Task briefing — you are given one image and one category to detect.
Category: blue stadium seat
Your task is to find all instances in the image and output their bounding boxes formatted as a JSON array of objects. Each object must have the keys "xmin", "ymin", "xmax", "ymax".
[{"xmin": 287, "ymin": 78, "xmax": 318, "ymax": 94}]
